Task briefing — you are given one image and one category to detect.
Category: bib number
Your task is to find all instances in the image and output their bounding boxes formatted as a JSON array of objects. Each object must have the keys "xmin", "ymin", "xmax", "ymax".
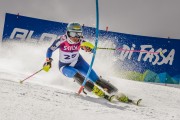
[{"xmin": 64, "ymin": 54, "xmax": 77, "ymax": 59}]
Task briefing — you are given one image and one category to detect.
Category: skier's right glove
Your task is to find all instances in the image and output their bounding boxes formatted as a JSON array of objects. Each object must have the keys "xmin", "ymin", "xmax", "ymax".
[{"xmin": 43, "ymin": 58, "xmax": 53, "ymax": 72}]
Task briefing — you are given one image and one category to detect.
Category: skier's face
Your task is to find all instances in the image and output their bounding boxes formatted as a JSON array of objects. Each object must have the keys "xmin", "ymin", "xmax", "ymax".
[{"xmin": 70, "ymin": 37, "xmax": 80, "ymax": 43}]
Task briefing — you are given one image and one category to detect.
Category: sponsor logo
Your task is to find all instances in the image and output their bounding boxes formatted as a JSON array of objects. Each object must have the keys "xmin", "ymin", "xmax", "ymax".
[
  {"xmin": 64, "ymin": 45, "xmax": 78, "ymax": 51},
  {"xmin": 10, "ymin": 28, "xmax": 57, "ymax": 41},
  {"xmin": 118, "ymin": 44, "xmax": 175, "ymax": 65}
]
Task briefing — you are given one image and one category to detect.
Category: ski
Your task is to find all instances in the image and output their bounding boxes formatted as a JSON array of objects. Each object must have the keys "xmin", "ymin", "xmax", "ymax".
[{"xmin": 104, "ymin": 94, "xmax": 142, "ymax": 106}]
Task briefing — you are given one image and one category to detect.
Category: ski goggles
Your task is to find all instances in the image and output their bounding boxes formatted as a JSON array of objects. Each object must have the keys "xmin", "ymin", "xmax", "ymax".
[{"xmin": 68, "ymin": 31, "xmax": 83, "ymax": 38}]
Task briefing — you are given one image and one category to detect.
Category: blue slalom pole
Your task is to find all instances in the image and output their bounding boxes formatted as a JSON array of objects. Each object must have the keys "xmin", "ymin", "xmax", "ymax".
[{"xmin": 78, "ymin": 0, "xmax": 99, "ymax": 94}]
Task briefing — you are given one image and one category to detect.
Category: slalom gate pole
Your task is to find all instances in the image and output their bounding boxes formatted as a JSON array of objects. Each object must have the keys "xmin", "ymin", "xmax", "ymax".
[
  {"xmin": 19, "ymin": 68, "xmax": 43, "ymax": 84},
  {"xmin": 78, "ymin": 0, "xmax": 99, "ymax": 94},
  {"xmin": 97, "ymin": 47, "xmax": 161, "ymax": 54}
]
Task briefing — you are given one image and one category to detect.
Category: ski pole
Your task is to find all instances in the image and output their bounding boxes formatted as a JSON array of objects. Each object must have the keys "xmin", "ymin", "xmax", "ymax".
[
  {"xmin": 97, "ymin": 47, "xmax": 116, "ymax": 50},
  {"xmin": 19, "ymin": 68, "xmax": 43, "ymax": 84},
  {"xmin": 97, "ymin": 47, "xmax": 161, "ymax": 54}
]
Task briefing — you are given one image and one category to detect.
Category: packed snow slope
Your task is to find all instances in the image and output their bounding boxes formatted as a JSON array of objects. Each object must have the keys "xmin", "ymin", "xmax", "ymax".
[{"xmin": 0, "ymin": 41, "xmax": 180, "ymax": 120}]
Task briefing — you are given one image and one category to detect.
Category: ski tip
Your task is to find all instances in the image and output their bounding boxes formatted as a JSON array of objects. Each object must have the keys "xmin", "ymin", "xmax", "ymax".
[
  {"xmin": 136, "ymin": 99, "xmax": 142, "ymax": 106},
  {"xmin": 108, "ymin": 95, "xmax": 115, "ymax": 102}
]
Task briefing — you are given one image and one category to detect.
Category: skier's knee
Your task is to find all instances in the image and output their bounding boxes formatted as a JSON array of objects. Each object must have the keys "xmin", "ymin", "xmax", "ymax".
[{"xmin": 60, "ymin": 66, "xmax": 77, "ymax": 78}]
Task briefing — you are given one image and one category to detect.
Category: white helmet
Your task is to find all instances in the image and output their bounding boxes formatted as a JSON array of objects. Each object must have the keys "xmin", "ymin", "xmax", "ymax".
[{"xmin": 67, "ymin": 22, "xmax": 83, "ymax": 38}]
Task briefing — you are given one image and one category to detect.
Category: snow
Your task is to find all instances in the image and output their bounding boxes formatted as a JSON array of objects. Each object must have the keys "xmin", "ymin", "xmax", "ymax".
[{"xmin": 0, "ymin": 41, "xmax": 180, "ymax": 120}]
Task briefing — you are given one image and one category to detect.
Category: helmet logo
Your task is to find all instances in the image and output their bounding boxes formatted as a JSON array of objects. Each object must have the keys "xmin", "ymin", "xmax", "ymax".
[{"xmin": 72, "ymin": 25, "xmax": 81, "ymax": 30}]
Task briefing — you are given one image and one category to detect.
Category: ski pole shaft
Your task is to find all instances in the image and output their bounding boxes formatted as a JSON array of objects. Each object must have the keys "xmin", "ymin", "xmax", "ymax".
[
  {"xmin": 97, "ymin": 47, "xmax": 116, "ymax": 50},
  {"xmin": 97, "ymin": 47, "xmax": 160, "ymax": 54},
  {"xmin": 20, "ymin": 68, "xmax": 43, "ymax": 84}
]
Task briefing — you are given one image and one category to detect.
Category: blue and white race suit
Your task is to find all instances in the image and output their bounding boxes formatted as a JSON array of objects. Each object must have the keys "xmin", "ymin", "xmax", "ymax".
[{"xmin": 46, "ymin": 34, "xmax": 99, "ymax": 82}]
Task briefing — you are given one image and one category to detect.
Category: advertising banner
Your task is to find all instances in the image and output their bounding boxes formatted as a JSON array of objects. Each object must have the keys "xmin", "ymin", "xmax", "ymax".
[
  {"xmin": 3, "ymin": 13, "xmax": 67, "ymax": 41},
  {"xmin": 3, "ymin": 13, "xmax": 180, "ymax": 84}
]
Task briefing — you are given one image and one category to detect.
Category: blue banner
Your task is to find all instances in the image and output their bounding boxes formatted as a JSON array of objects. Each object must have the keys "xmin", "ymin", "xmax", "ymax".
[
  {"xmin": 3, "ymin": 13, "xmax": 180, "ymax": 84},
  {"xmin": 3, "ymin": 13, "xmax": 67, "ymax": 41}
]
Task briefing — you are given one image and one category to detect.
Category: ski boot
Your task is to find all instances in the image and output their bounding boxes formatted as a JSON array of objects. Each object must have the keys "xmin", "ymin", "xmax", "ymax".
[{"xmin": 114, "ymin": 93, "xmax": 129, "ymax": 103}]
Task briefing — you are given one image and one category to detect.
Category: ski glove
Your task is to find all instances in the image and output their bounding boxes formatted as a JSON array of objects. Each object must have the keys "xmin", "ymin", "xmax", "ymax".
[
  {"xmin": 43, "ymin": 58, "xmax": 53, "ymax": 72},
  {"xmin": 80, "ymin": 42, "xmax": 94, "ymax": 52}
]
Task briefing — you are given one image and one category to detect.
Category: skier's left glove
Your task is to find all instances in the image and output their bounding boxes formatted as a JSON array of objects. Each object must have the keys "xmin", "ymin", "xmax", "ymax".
[
  {"xmin": 80, "ymin": 42, "xmax": 94, "ymax": 52},
  {"xmin": 43, "ymin": 58, "xmax": 53, "ymax": 72}
]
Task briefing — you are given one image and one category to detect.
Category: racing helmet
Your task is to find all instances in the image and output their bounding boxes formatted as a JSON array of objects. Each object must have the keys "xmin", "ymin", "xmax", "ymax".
[{"xmin": 67, "ymin": 22, "xmax": 83, "ymax": 38}]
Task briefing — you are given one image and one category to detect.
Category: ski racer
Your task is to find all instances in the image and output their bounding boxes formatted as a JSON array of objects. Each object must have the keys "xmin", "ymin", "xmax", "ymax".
[{"xmin": 43, "ymin": 22, "xmax": 129, "ymax": 102}]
